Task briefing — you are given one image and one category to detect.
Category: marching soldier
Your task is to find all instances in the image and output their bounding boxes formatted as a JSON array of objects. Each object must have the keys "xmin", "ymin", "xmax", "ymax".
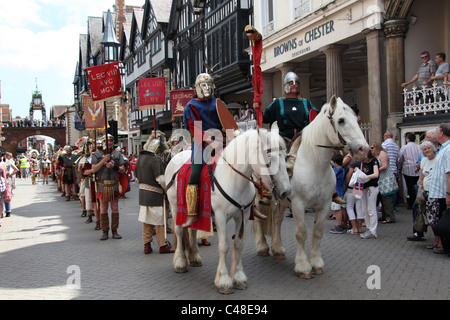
[{"xmin": 90, "ymin": 134, "xmax": 126, "ymax": 240}]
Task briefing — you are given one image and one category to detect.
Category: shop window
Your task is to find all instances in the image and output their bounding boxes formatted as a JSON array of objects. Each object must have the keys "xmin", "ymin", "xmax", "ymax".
[
  {"xmin": 262, "ymin": 0, "xmax": 274, "ymax": 35},
  {"xmin": 293, "ymin": 0, "xmax": 311, "ymax": 19}
]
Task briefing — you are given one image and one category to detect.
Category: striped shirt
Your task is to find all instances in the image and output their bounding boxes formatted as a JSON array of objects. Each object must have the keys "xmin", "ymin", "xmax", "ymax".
[
  {"xmin": 398, "ymin": 142, "xmax": 420, "ymax": 177},
  {"xmin": 429, "ymin": 140, "xmax": 450, "ymax": 199},
  {"xmin": 417, "ymin": 60, "xmax": 437, "ymax": 87},
  {"xmin": 382, "ymin": 138, "xmax": 399, "ymax": 175}
]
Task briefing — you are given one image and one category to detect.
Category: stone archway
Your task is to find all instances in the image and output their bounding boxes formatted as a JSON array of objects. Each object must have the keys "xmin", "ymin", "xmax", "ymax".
[{"xmin": 2, "ymin": 127, "xmax": 66, "ymax": 157}]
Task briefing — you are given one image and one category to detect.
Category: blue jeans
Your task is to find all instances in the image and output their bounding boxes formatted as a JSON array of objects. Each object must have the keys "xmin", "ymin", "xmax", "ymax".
[{"xmin": 3, "ymin": 201, "xmax": 11, "ymax": 214}]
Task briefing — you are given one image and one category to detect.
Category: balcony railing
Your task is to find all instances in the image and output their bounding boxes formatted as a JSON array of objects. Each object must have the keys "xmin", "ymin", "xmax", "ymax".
[
  {"xmin": 403, "ymin": 83, "xmax": 450, "ymax": 117},
  {"xmin": 237, "ymin": 120, "xmax": 257, "ymax": 132}
]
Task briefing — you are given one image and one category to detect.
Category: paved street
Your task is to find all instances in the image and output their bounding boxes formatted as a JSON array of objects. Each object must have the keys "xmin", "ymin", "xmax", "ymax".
[{"xmin": 1, "ymin": 177, "xmax": 449, "ymax": 302}]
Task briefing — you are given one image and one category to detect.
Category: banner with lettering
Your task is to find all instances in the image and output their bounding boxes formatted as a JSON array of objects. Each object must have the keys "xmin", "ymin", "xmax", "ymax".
[
  {"xmin": 85, "ymin": 62, "xmax": 122, "ymax": 101},
  {"xmin": 138, "ymin": 77, "xmax": 166, "ymax": 110},
  {"xmin": 170, "ymin": 89, "xmax": 194, "ymax": 117},
  {"xmin": 82, "ymin": 94, "xmax": 107, "ymax": 129}
]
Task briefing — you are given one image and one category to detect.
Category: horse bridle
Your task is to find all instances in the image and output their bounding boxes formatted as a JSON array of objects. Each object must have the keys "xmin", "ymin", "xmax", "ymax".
[{"xmin": 316, "ymin": 108, "xmax": 347, "ymax": 149}]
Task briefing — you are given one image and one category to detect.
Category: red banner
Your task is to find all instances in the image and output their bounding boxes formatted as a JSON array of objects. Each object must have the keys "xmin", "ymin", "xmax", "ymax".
[
  {"xmin": 138, "ymin": 77, "xmax": 166, "ymax": 110},
  {"xmin": 170, "ymin": 89, "xmax": 194, "ymax": 117},
  {"xmin": 82, "ymin": 94, "xmax": 107, "ymax": 129},
  {"xmin": 85, "ymin": 62, "xmax": 122, "ymax": 101}
]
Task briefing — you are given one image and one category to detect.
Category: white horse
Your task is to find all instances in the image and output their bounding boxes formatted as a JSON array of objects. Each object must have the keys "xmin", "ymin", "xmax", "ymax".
[
  {"xmin": 164, "ymin": 123, "xmax": 291, "ymax": 294},
  {"xmin": 254, "ymin": 96, "xmax": 369, "ymax": 278}
]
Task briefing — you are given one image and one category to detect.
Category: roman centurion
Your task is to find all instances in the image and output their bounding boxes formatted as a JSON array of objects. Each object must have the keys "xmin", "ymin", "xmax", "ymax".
[{"xmin": 90, "ymin": 134, "xmax": 126, "ymax": 240}]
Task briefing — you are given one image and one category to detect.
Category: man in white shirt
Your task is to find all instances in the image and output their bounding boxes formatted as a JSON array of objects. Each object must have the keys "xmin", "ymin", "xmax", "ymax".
[
  {"xmin": 382, "ymin": 131, "xmax": 400, "ymax": 210},
  {"xmin": 398, "ymin": 132, "xmax": 420, "ymax": 209}
]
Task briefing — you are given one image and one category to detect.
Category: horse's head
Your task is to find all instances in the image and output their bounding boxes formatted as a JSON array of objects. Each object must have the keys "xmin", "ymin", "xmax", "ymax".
[
  {"xmin": 252, "ymin": 122, "xmax": 291, "ymax": 200},
  {"xmin": 322, "ymin": 96, "xmax": 369, "ymax": 158}
]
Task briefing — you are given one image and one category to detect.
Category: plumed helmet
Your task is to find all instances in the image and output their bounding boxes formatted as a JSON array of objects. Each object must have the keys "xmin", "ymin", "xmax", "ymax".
[{"xmin": 284, "ymin": 72, "xmax": 300, "ymax": 94}]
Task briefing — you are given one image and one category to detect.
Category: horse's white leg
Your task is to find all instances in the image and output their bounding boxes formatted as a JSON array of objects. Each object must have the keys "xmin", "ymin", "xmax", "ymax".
[
  {"xmin": 173, "ymin": 223, "xmax": 188, "ymax": 273},
  {"xmin": 168, "ymin": 189, "xmax": 189, "ymax": 273},
  {"xmin": 231, "ymin": 215, "xmax": 247, "ymax": 290},
  {"xmin": 271, "ymin": 200, "xmax": 287, "ymax": 260},
  {"xmin": 291, "ymin": 197, "xmax": 313, "ymax": 278},
  {"xmin": 214, "ymin": 212, "xmax": 234, "ymax": 294},
  {"xmin": 309, "ymin": 207, "xmax": 327, "ymax": 275},
  {"xmin": 188, "ymin": 229, "xmax": 202, "ymax": 267}
]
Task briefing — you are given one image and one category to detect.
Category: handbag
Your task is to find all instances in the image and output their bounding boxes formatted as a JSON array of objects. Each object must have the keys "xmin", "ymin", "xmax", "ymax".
[
  {"xmin": 413, "ymin": 204, "xmax": 428, "ymax": 233},
  {"xmin": 433, "ymin": 206, "xmax": 450, "ymax": 238},
  {"xmin": 4, "ymin": 188, "xmax": 12, "ymax": 203},
  {"xmin": 348, "ymin": 166, "xmax": 369, "ymax": 188}
]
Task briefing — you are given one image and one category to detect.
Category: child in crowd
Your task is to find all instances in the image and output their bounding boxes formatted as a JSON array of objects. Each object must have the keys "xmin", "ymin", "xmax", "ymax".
[{"xmin": 330, "ymin": 153, "xmax": 346, "ymax": 234}]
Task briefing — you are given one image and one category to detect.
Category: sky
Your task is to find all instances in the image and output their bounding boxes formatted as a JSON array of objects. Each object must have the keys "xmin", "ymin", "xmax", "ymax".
[{"xmin": 0, "ymin": 0, "xmax": 144, "ymax": 120}]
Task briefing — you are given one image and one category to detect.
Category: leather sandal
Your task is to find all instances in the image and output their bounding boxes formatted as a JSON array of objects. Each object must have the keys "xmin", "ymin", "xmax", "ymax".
[
  {"xmin": 144, "ymin": 242, "xmax": 152, "ymax": 254},
  {"xmin": 159, "ymin": 244, "xmax": 175, "ymax": 254},
  {"xmin": 201, "ymin": 238, "xmax": 211, "ymax": 246}
]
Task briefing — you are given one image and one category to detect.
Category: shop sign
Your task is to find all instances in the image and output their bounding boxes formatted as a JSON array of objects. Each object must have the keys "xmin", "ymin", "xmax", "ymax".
[{"xmin": 273, "ymin": 20, "xmax": 335, "ymax": 58}]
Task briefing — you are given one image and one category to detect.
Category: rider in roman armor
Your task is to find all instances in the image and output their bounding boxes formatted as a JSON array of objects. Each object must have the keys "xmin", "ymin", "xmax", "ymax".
[
  {"xmin": 263, "ymin": 71, "xmax": 346, "ymax": 205},
  {"xmin": 182, "ymin": 73, "xmax": 267, "ymax": 228},
  {"xmin": 182, "ymin": 73, "xmax": 222, "ymax": 228}
]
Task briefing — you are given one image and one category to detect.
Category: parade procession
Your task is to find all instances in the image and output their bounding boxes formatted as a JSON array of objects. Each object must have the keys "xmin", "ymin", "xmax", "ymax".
[{"xmin": 1, "ymin": 0, "xmax": 450, "ymax": 302}]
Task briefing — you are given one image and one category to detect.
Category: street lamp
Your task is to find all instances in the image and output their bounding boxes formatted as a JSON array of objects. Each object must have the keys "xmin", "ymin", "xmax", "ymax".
[{"xmin": 101, "ymin": 9, "xmax": 120, "ymax": 64}]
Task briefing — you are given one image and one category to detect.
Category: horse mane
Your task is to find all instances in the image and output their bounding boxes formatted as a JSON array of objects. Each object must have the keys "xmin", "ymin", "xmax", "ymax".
[{"xmin": 220, "ymin": 129, "xmax": 259, "ymax": 164}]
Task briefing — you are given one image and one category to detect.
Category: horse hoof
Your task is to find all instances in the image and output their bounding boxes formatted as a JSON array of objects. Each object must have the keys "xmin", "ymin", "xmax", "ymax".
[
  {"xmin": 189, "ymin": 261, "xmax": 203, "ymax": 267},
  {"xmin": 174, "ymin": 267, "xmax": 188, "ymax": 273},
  {"xmin": 273, "ymin": 253, "xmax": 286, "ymax": 260},
  {"xmin": 218, "ymin": 287, "xmax": 235, "ymax": 295},
  {"xmin": 257, "ymin": 250, "xmax": 270, "ymax": 257},
  {"xmin": 312, "ymin": 268, "xmax": 324, "ymax": 275},
  {"xmin": 234, "ymin": 282, "xmax": 248, "ymax": 290},
  {"xmin": 298, "ymin": 272, "xmax": 314, "ymax": 279}
]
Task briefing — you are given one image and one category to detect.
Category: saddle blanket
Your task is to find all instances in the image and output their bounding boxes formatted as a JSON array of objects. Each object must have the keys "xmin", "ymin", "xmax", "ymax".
[{"xmin": 176, "ymin": 160, "xmax": 216, "ymax": 232}]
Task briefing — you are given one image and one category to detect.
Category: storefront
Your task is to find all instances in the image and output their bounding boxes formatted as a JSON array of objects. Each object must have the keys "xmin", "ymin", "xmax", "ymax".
[{"xmin": 255, "ymin": 0, "xmax": 385, "ymax": 141}]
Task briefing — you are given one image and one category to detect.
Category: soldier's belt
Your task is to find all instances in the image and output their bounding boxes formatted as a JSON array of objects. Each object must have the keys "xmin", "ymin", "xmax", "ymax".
[
  {"xmin": 97, "ymin": 179, "xmax": 118, "ymax": 186},
  {"xmin": 139, "ymin": 183, "xmax": 164, "ymax": 194}
]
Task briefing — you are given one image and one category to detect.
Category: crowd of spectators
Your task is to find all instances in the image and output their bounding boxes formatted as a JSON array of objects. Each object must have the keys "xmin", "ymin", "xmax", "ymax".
[{"xmin": 1, "ymin": 119, "xmax": 65, "ymax": 128}]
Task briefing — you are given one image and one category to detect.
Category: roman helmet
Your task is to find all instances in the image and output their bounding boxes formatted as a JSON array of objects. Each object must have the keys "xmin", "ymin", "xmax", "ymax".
[
  {"xmin": 284, "ymin": 72, "xmax": 300, "ymax": 94},
  {"xmin": 101, "ymin": 134, "xmax": 114, "ymax": 150},
  {"xmin": 194, "ymin": 73, "xmax": 215, "ymax": 100},
  {"xmin": 144, "ymin": 138, "xmax": 161, "ymax": 155}
]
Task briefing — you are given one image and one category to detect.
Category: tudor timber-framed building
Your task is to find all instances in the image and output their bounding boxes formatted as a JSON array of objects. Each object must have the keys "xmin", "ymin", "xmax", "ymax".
[
  {"xmin": 168, "ymin": 0, "xmax": 255, "ymax": 114},
  {"xmin": 120, "ymin": 0, "xmax": 173, "ymax": 155}
]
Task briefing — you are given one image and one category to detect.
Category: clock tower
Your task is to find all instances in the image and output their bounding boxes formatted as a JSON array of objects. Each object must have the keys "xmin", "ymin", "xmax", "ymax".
[{"xmin": 29, "ymin": 83, "xmax": 46, "ymax": 122}]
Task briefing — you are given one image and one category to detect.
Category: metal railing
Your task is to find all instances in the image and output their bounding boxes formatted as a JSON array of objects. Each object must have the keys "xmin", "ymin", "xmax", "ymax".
[
  {"xmin": 403, "ymin": 83, "xmax": 450, "ymax": 117},
  {"xmin": 237, "ymin": 120, "xmax": 257, "ymax": 132}
]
